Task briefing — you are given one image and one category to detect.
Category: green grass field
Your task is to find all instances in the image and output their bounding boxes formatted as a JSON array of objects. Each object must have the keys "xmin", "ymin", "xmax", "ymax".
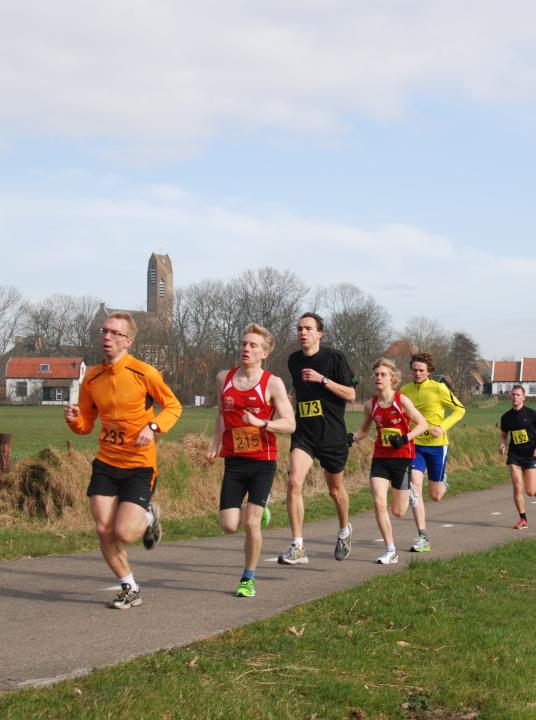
[{"xmin": 0, "ymin": 400, "xmax": 514, "ymax": 459}]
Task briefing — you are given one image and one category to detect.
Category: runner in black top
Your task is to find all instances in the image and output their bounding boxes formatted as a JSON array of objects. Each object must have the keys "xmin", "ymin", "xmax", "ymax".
[
  {"xmin": 499, "ymin": 384, "xmax": 536, "ymax": 529},
  {"xmin": 278, "ymin": 312, "xmax": 357, "ymax": 566}
]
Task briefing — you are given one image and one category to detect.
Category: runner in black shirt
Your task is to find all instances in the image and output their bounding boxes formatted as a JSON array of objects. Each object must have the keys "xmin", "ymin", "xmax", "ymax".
[
  {"xmin": 499, "ymin": 385, "xmax": 536, "ymax": 529},
  {"xmin": 278, "ymin": 312, "xmax": 357, "ymax": 565}
]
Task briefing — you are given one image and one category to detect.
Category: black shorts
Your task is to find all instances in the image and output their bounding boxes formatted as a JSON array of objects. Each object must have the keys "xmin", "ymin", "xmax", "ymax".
[
  {"xmin": 87, "ymin": 459, "xmax": 157, "ymax": 510},
  {"xmin": 290, "ymin": 437, "xmax": 348, "ymax": 474},
  {"xmin": 219, "ymin": 457, "xmax": 277, "ymax": 510},
  {"xmin": 507, "ymin": 454, "xmax": 536, "ymax": 470},
  {"xmin": 370, "ymin": 457, "xmax": 412, "ymax": 490}
]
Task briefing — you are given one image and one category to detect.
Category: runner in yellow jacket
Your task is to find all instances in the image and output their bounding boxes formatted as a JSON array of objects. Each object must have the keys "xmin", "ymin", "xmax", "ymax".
[{"xmin": 401, "ymin": 352, "xmax": 465, "ymax": 553}]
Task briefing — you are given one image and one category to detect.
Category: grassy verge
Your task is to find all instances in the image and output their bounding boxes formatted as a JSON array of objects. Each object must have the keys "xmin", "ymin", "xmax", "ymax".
[{"xmin": 2, "ymin": 539, "xmax": 535, "ymax": 719}]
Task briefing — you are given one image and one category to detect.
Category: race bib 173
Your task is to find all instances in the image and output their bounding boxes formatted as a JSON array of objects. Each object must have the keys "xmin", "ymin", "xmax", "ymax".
[{"xmin": 298, "ymin": 400, "xmax": 323, "ymax": 418}]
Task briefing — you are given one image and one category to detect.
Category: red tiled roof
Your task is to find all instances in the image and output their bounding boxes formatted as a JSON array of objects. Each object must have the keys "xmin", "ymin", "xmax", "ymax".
[
  {"xmin": 492, "ymin": 361, "xmax": 520, "ymax": 382},
  {"xmin": 6, "ymin": 357, "xmax": 84, "ymax": 380},
  {"xmin": 384, "ymin": 340, "xmax": 415, "ymax": 357},
  {"xmin": 522, "ymin": 358, "xmax": 536, "ymax": 381}
]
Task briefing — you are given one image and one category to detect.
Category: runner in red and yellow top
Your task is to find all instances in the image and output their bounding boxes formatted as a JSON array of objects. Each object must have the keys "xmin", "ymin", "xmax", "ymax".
[
  {"xmin": 350, "ymin": 358, "xmax": 427, "ymax": 565},
  {"xmin": 65, "ymin": 312, "xmax": 182, "ymax": 610},
  {"xmin": 207, "ymin": 323, "xmax": 295, "ymax": 598}
]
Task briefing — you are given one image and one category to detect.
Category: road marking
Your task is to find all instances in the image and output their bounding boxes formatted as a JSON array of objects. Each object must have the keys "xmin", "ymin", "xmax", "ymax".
[
  {"xmin": 265, "ymin": 557, "xmax": 279, "ymax": 562},
  {"xmin": 491, "ymin": 512, "xmax": 502, "ymax": 516},
  {"xmin": 102, "ymin": 585, "xmax": 121, "ymax": 591},
  {"xmin": 441, "ymin": 524, "xmax": 454, "ymax": 528},
  {"xmin": 374, "ymin": 538, "xmax": 384, "ymax": 543}
]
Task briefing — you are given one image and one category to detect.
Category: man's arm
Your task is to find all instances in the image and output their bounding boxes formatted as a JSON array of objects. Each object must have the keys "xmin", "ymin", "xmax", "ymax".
[
  {"xmin": 242, "ymin": 376, "xmax": 296, "ymax": 434},
  {"xmin": 206, "ymin": 370, "xmax": 227, "ymax": 463},
  {"xmin": 64, "ymin": 379, "xmax": 98, "ymax": 435},
  {"xmin": 499, "ymin": 429, "xmax": 508, "ymax": 455},
  {"xmin": 400, "ymin": 395, "xmax": 428, "ymax": 442},
  {"xmin": 300, "ymin": 368, "xmax": 356, "ymax": 402},
  {"xmin": 437, "ymin": 384, "xmax": 465, "ymax": 434}
]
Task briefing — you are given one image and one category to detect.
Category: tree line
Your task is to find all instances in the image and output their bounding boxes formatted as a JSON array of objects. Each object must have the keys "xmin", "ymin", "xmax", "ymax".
[{"xmin": 0, "ymin": 269, "xmax": 479, "ymax": 404}]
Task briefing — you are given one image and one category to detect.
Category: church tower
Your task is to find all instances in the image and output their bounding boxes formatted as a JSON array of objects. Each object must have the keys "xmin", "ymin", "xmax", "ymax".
[{"xmin": 147, "ymin": 253, "xmax": 173, "ymax": 326}]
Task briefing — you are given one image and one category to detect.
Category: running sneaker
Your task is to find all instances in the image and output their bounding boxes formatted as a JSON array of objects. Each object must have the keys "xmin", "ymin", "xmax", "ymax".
[
  {"xmin": 235, "ymin": 578, "xmax": 256, "ymax": 597},
  {"xmin": 278, "ymin": 543, "xmax": 309, "ymax": 565},
  {"xmin": 335, "ymin": 522, "xmax": 352, "ymax": 561},
  {"xmin": 143, "ymin": 501, "xmax": 162, "ymax": 550},
  {"xmin": 514, "ymin": 518, "xmax": 528, "ymax": 530},
  {"xmin": 109, "ymin": 583, "xmax": 142, "ymax": 609},
  {"xmin": 408, "ymin": 483, "xmax": 419, "ymax": 509},
  {"xmin": 261, "ymin": 504, "xmax": 271, "ymax": 529},
  {"xmin": 410, "ymin": 535, "xmax": 431, "ymax": 552},
  {"xmin": 376, "ymin": 549, "xmax": 399, "ymax": 564}
]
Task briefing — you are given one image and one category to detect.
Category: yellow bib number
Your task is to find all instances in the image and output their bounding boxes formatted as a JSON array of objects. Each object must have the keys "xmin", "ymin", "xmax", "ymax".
[
  {"xmin": 232, "ymin": 426, "xmax": 262, "ymax": 453},
  {"xmin": 380, "ymin": 427, "xmax": 401, "ymax": 447},
  {"xmin": 512, "ymin": 429, "xmax": 529, "ymax": 445},
  {"xmin": 298, "ymin": 400, "xmax": 323, "ymax": 418}
]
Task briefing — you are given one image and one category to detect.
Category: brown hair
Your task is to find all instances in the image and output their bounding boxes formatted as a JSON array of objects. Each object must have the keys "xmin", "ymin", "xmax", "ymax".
[
  {"xmin": 243, "ymin": 323, "xmax": 275, "ymax": 354},
  {"xmin": 410, "ymin": 352, "xmax": 435, "ymax": 373},
  {"xmin": 512, "ymin": 384, "xmax": 525, "ymax": 395},
  {"xmin": 373, "ymin": 357, "xmax": 401, "ymax": 388},
  {"xmin": 108, "ymin": 312, "xmax": 138, "ymax": 339},
  {"xmin": 298, "ymin": 312, "xmax": 324, "ymax": 332}
]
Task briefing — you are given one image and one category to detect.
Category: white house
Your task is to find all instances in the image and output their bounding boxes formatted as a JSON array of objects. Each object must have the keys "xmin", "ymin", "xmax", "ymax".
[
  {"xmin": 490, "ymin": 358, "xmax": 536, "ymax": 397},
  {"xmin": 5, "ymin": 357, "xmax": 86, "ymax": 405}
]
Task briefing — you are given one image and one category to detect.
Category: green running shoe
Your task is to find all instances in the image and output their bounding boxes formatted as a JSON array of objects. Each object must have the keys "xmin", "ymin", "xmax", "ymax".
[
  {"xmin": 235, "ymin": 578, "xmax": 256, "ymax": 597},
  {"xmin": 261, "ymin": 504, "xmax": 271, "ymax": 529},
  {"xmin": 410, "ymin": 535, "xmax": 431, "ymax": 553}
]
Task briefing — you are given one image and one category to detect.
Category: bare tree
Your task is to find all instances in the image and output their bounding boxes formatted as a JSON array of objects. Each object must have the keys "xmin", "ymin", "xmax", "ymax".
[
  {"xmin": 0, "ymin": 286, "xmax": 27, "ymax": 358},
  {"xmin": 322, "ymin": 283, "xmax": 392, "ymax": 397},
  {"xmin": 402, "ymin": 316, "xmax": 451, "ymax": 372},
  {"xmin": 448, "ymin": 332, "xmax": 479, "ymax": 401}
]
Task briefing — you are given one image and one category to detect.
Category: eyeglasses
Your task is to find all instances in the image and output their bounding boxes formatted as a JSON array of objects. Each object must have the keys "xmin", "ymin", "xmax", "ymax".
[{"xmin": 98, "ymin": 327, "xmax": 130, "ymax": 339}]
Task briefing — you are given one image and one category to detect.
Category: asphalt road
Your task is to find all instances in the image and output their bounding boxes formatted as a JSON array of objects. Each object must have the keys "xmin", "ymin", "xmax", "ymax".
[{"xmin": 1, "ymin": 483, "xmax": 532, "ymax": 692}]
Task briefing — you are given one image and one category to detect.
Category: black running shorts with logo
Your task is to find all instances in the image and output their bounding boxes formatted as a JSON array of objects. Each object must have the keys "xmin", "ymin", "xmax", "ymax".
[
  {"xmin": 290, "ymin": 437, "xmax": 348, "ymax": 474},
  {"xmin": 87, "ymin": 458, "xmax": 156, "ymax": 510},
  {"xmin": 370, "ymin": 457, "xmax": 412, "ymax": 490},
  {"xmin": 506, "ymin": 453, "xmax": 536, "ymax": 470},
  {"xmin": 219, "ymin": 456, "xmax": 277, "ymax": 510}
]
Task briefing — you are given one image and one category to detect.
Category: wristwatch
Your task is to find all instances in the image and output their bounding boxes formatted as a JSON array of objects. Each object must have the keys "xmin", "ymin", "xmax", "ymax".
[
  {"xmin": 149, "ymin": 422, "xmax": 159, "ymax": 432},
  {"xmin": 321, "ymin": 376, "xmax": 329, "ymax": 385}
]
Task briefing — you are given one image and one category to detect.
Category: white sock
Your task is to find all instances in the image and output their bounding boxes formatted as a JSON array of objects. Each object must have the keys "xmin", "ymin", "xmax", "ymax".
[
  {"xmin": 338, "ymin": 526, "xmax": 350, "ymax": 539},
  {"xmin": 292, "ymin": 537, "xmax": 303, "ymax": 548},
  {"xmin": 119, "ymin": 574, "xmax": 139, "ymax": 592},
  {"xmin": 145, "ymin": 509, "xmax": 154, "ymax": 527},
  {"xmin": 386, "ymin": 543, "xmax": 395, "ymax": 553}
]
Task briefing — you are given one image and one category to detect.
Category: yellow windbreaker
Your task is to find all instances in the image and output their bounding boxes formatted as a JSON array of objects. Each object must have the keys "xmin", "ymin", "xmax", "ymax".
[{"xmin": 400, "ymin": 378, "xmax": 465, "ymax": 446}]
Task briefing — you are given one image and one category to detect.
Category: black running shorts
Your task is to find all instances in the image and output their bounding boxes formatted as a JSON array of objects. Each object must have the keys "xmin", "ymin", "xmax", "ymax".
[
  {"xmin": 370, "ymin": 457, "xmax": 412, "ymax": 490},
  {"xmin": 87, "ymin": 458, "xmax": 156, "ymax": 510},
  {"xmin": 290, "ymin": 437, "xmax": 348, "ymax": 474},
  {"xmin": 506, "ymin": 453, "xmax": 536, "ymax": 470},
  {"xmin": 219, "ymin": 457, "xmax": 277, "ymax": 510}
]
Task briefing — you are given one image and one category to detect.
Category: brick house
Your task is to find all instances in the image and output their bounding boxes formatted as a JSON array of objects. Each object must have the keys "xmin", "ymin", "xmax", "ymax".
[
  {"xmin": 5, "ymin": 357, "xmax": 86, "ymax": 405},
  {"xmin": 491, "ymin": 358, "xmax": 536, "ymax": 397}
]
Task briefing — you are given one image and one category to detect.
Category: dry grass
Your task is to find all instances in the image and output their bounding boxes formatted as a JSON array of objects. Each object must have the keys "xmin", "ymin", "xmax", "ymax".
[{"xmin": 0, "ymin": 428, "xmax": 501, "ymax": 533}]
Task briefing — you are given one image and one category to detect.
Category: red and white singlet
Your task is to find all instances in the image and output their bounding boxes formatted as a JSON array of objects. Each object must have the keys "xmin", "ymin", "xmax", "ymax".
[
  {"xmin": 371, "ymin": 391, "xmax": 415, "ymax": 459},
  {"xmin": 219, "ymin": 368, "xmax": 277, "ymax": 461}
]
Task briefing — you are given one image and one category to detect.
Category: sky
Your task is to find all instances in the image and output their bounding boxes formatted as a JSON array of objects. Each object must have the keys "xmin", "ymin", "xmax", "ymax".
[{"xmin": 1, "ymin": 1, "xmax": 536, "ymax": 360}]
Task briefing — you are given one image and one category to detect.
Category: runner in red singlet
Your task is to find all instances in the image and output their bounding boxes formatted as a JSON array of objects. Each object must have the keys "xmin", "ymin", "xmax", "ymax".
[{"xmin": 207, "ymin": 324, "xmax": 295, "ymax": 597}]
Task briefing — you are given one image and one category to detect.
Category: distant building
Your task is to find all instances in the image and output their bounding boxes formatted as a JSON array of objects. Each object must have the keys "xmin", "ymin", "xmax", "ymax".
[
  {"xmin": 5, "ymin": 357, "xmax": 86, "ymax": 405},
  {"xmin": 491, "ymin": 358, "xmax": 536, "ymax": 397},
  {"xmin": 147, "ymin": 253, "xmax": 173, "ymax": 327}
]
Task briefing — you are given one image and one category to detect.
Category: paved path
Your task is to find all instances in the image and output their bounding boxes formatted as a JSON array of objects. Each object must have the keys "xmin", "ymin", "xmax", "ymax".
[{"xmin": 1, "ymin": 483, "xmax": 533, "ymax": 691}]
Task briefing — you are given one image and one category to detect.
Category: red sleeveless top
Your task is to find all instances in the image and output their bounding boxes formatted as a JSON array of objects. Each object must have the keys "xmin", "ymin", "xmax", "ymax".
[
  {"xmin": 219, "ymin": 368, "xmax": 277, "ymax": 461},
  {"xmin": 370, "ymin": 391, "xmax": 415, "ymax": 459}
]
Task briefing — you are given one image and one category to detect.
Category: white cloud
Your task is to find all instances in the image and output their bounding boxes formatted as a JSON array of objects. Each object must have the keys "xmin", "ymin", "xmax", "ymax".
[
  {"xmin": 2, "ymin": 1, "xmax": 536, "ymax": 156},
  {"xmin": 1, "ymin": 178, "xmax": 534, "ymax": 358}
]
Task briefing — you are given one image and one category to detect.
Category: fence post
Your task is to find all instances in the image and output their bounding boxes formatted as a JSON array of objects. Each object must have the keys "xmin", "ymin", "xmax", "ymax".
[{"xmin": 0, "ymin": 433, "xmax": 13, "ymax": 473}]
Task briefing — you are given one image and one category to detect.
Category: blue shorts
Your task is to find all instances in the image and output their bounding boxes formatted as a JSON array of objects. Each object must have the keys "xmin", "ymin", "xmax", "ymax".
[{"xmin": 412, "ymin": 445, "xmax": 448, "ymax": 482}]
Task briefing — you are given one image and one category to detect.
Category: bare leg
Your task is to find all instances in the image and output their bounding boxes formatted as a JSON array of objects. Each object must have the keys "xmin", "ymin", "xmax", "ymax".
[
  {"xmin": 370, "ymin": 476, "xmax": 393, "ymax": 545},
  {"xmin": 287, "ymin": 448, "xmax": 314, "ymax": 539},
  {"xmin": 391, "ymin": 488, "xmax": 409, "ymax": 519},
  {"xmin": 325, "ymin": 470, "xmax": 350, "ymax": 530},
  {"xmin": 91, "ymin": 496, "xmax": 146, "ymax": 579},
  {"xmin": 510, "ymin": 465, "xmax": 526, "ymax": 515},
  {"xmin": 243, "ymin": 503, "xmax": 264, "ymax": 570},
  {"xmin": 523, "ymin": 468, "xmax": 536, "ymax": 498},
  {"xmin": 410, "ymin": 469, "xmax": 426, "ymax": 531}
]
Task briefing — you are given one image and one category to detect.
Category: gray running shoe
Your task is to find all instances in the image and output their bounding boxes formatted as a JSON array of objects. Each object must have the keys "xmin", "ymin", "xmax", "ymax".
[
  {"xmin": 410, "ymin": 535, "xmax": 431, "ymax": 553},
  {"xmin": 408, "ymin": 483, "xmax": 419, "ymax": 509},
  {"xmin": 278, "ymin": 543, "xmax": 309, "ymax": 565},
  {"xmin": 109, "ymin": 583, "xmax": 142, "ymax": 609},
  {"xmin": 376, "ymin": 549, "xmax": 399, "ymax": 564},
  {"xmin": 143, "ymin": 502, "xmax": 162, "ymax": 550},
  {"xmin": 335, "ymin": 522, "xmax": 352, "ymax": 561}
]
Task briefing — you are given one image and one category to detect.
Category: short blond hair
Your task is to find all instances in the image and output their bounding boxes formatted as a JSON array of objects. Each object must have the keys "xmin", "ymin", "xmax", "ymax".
[
  {"xmin": 243, "ymin": 323, "xmax": 275, "ymax": 354},
  {"xmin": 108, "ymin": 312, "xmax": 138, "ymax": 339},
  {"xmin": 373, "ymin": 357, "xmax": 401, "ymax": 388}
]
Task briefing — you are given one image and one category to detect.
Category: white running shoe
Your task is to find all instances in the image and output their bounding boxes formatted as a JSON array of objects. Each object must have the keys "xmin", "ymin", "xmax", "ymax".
[{"xmin": 376, "ymin": 548, "xmax": 399, "ymax": 565}]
